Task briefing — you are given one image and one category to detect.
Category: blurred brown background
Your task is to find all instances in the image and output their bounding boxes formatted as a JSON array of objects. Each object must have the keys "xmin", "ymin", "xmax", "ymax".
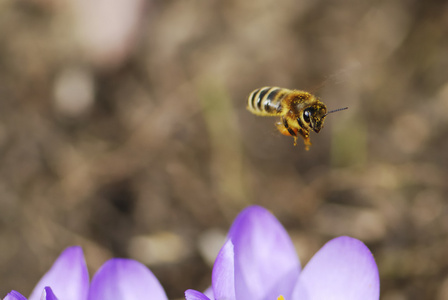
[{"xmin": 1, "ymin": 0, "xmax": 448, "ymax": 299}]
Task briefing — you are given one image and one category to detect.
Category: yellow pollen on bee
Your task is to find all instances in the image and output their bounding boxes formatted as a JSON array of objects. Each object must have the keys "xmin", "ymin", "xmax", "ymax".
[{"xmin": 277, "ymin": 296, "xmax": 285, "ymax": 300}]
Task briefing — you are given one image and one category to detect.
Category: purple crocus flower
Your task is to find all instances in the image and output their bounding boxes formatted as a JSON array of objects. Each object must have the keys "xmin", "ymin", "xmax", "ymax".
[
  {"xmin": 185, "ymin": 205, "xmax": 380, "ymax": 300},
  {"xmin": 3, "ymin": 246, "xmax": 168, "ymax": 300}
]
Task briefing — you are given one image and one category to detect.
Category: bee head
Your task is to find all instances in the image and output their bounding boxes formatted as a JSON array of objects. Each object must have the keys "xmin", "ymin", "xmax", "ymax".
[
  {"xmin": 301, "ymin": 105, "xmax": 349, "ymax": 133},
  {"xmin": 301, "ymin": 104, "xmax": 327, "ymax": 133}
]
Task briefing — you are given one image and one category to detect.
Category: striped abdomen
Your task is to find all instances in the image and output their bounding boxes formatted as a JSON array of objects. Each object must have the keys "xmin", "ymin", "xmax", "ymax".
[{"xmin": 247, "ymin": 87, "xmax": 290, "ymax": 116}]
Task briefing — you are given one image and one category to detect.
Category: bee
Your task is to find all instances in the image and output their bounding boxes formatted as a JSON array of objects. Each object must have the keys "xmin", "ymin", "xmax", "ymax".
[{"xmin": 247, "ymin": 87, "xmax": 348, "ymax": 150}]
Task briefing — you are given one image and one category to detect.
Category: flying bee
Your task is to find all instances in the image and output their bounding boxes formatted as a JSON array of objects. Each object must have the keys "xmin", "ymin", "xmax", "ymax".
[{"xmin": 247, "ymin": 87, "xmax": 348, "ymax": 150}]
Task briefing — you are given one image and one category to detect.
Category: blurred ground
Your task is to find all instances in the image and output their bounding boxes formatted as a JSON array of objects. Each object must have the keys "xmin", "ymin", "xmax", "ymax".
[{"xmin": 0, "ymin": 0, "xmax": 448, "ymax": 299}]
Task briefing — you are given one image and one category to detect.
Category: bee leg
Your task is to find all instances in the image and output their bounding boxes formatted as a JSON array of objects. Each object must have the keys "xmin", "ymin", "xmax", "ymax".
[
  {"xmin": 283, "ymin": 118, "xmax": 300, "ymax": 146},
  {"xmin": 276, "ymin": 118, "xmax": 299, "ymax": 146},
  {"xmin": 293, "ymin": 136, "xmax": 298, "ymax": 146},
  {"xmin": 283, "ymin": 117, "xmax": 298, "ymax": 137},
  {"xmin": 297, "ymin": 129, "xmax": 311, "ymax": 151}
]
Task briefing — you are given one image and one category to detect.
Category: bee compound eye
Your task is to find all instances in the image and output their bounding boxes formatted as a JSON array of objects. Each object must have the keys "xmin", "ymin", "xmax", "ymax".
[{"xmin": 303, "ymin": 109, "xmax": 311, "ymax": 123}]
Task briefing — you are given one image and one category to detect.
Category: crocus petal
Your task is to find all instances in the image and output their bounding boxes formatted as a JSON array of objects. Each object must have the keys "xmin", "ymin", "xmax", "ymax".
[
  {"xmin": 202, "ymin": 286, "xmax": 214, "ymax": 300},
  {"xmin": 228, "ymin": 206, "xmax": 300, "ymax": 300},
  {"xmin": 185, "ymin": 290, "xmax": 211, "ymax": 300},
  {"xmin": 40, "ymin": 287, "xmax": 58, "ymax": 300},
  {"xmin": 211, "ymin": 240, "xmax": 235, "ymax": 300},
  {"xmin": 293, "ymin": 236, "xmax": 380, "ymax": 300},
  {"xmin": 88, "ymin": 258, "xmax": 168, "ymax": 300},
  {"xmin": 29, "ymin": 246, "xmax": 89, "ymax": 300},
  {"xmin": 3, "ymin": 291, "xmax": 27, "ymax": 300}
]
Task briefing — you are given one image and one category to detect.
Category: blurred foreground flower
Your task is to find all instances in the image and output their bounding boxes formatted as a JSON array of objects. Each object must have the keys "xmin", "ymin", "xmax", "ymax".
[
  {"xmin": 70, "ymin": 0, "xmax": 146, "ymax": 70},
  {"xmin": 185, "ymin": 206, "xmax": 379, "ymax": 300},
  {"xmin": 3, "ymin": 246, "xmax": 167, "ymax": 300}
]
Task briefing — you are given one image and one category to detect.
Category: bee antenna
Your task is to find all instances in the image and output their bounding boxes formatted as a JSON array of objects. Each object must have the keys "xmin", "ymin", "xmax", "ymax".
[{"xmin": 324, "ymin": 107, "xmax": 348, "ymax": 117}]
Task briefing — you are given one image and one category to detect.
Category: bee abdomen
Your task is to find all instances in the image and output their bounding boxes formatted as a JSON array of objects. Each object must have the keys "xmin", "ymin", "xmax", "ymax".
[{"xmin": 247, "ymin": 87, "xmax": 287, "ymax": 116}]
